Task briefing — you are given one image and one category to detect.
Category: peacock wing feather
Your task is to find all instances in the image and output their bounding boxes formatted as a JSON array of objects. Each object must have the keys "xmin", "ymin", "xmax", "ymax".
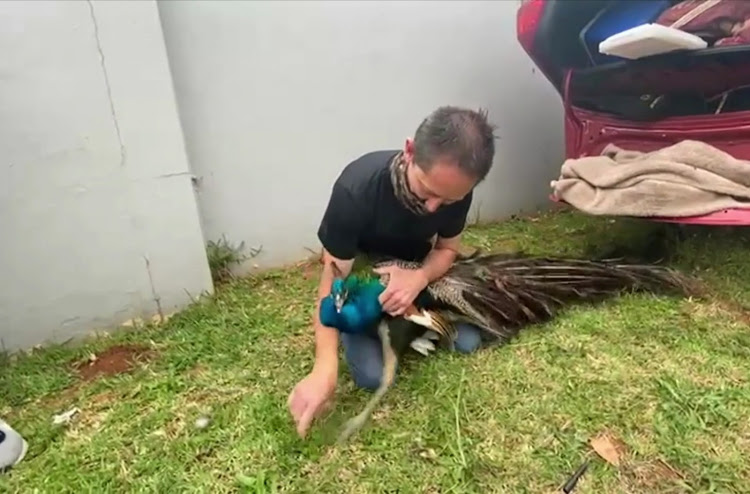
[{"xmin": 402, "ymin": 306, "xmax": 458, "ymax": 349}]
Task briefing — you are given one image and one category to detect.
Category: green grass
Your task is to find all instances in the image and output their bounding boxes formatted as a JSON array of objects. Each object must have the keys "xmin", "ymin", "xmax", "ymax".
[{"xmin": 2, "ymin": 209, "xmax": 750, "ymax": 493}]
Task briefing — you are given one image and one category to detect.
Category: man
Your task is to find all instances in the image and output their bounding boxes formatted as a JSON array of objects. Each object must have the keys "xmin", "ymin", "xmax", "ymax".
[{"xmin": 288, "ymin": 106, "xmax": 496, "ymax": 438}]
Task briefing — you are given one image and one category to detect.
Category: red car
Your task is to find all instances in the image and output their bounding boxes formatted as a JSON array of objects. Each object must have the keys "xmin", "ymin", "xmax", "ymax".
[{"xmin": 517, "ymin": 0, "xmax": 750, "ymax": 225}]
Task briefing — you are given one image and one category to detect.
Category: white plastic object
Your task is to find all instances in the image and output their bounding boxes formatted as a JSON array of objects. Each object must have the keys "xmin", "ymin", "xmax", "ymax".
[
  {"xmin": 0, "ymin": 419, "xmax": 28, "ymax": 470},
  {"xmin": 599, "ymin": 23, "xmax": 707, "ymax": 60}
]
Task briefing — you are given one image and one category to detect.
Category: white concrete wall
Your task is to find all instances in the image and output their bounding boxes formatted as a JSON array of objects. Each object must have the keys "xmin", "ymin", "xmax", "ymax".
[
  {"xmin": 0, "ymin": 0, "xmax": 565, "ymax": 350},
  {"xmin": 158, "ymin": 0, "xmax": 564, "ymax": 270},
  {"xmin": 0, "ymin": 1, "xmax": 213, "ymax": 351}
]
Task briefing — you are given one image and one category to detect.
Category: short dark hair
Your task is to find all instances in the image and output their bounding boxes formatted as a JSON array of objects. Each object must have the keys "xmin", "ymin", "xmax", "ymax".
[{"xmin": 412, "ymin": 106, "xmax": 497, "ymax": 182}]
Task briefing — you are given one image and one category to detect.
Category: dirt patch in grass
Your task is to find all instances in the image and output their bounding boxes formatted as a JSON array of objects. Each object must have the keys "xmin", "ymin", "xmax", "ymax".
[{"xmin": 72, "ymin": 344, "xmax": 154, "ymax": 381}]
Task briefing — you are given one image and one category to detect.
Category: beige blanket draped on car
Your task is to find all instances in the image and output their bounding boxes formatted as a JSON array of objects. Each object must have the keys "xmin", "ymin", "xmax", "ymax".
[{"xmin": 550, "ymin": 140, "xmax": 750, "ymax": 217}]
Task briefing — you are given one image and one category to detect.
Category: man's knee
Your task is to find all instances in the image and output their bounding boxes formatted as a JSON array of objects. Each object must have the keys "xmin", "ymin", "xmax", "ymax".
[
  {"xmin": 454, "ymin": 323, "xmax": 482, "ymax": 354},
  {"xmin": 341, "ymin": 332, "xmax": 390, "ymax": 392},
  {"xmin": 350, "ymin": 364, "xmax": 383, "ymax": 391}
]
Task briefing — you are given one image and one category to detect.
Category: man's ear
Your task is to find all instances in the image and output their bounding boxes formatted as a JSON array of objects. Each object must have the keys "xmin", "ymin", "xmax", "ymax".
[{"xmin": 404, "ymin": 137, "xmax": 415, "ymax": 159}]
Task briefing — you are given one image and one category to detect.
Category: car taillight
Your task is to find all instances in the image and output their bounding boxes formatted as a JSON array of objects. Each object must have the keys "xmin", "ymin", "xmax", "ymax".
[{"xmin": 517, "ymin": 0, "xmax": 546, "ymax": 53}]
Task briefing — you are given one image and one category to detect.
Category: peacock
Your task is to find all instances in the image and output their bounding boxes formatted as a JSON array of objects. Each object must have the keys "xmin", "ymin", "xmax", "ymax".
[{"xmin": 320, "ymin": 251, "xmax": 697, "ymax": 443}]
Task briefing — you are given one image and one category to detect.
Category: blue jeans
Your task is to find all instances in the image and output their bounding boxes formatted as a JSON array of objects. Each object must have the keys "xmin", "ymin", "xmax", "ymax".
[{"xmin": 341, "ymin": 323, "xmax": 482, "ymax": 391}]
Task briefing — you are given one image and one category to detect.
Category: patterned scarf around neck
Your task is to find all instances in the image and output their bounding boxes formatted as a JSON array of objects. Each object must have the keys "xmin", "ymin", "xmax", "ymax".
[{"xmin": 389, "ymin": 151, "xmax": 430, "ymax": 216}]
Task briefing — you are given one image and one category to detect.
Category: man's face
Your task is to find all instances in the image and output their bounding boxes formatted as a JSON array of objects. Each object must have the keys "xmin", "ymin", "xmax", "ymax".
[{"xmin": 404, "ymin": 138, "xmax": 478, "ymax": 213}]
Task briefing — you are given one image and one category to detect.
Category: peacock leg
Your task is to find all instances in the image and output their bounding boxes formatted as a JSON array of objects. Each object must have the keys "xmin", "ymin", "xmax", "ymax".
[{"xmin": 337, "ymin": 321, "xmax": 397, "ymax": 444}]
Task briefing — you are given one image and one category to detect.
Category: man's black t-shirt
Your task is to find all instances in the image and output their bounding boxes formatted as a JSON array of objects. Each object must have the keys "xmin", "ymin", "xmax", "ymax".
[{"xmin": 317, "ymin": 150, "xmax": 473, "ymax": 262}]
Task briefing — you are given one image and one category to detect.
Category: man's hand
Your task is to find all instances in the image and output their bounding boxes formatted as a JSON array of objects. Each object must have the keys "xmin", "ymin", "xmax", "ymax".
[
  {"xmin": 374, "ymin": 265, "xmax": 429, "ymax": 316},
  {"xmin": 288, "ymin": 366, "xmax": 337, "ymax": 438}
]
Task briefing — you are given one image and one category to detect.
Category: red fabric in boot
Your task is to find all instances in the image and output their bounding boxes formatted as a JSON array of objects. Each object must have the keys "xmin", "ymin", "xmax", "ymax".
[{"xmin": 656, "ymin": 0, "xmax": 750, "ymax": 45}]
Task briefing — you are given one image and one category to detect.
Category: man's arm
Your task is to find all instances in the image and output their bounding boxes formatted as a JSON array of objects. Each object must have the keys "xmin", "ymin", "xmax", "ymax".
[
  {"xmin": 418, "ymin": 191, "xmax": 474, "ymax": 282},
  {"xmin": 312, "ymin": 182, "xmax": 365, "ymax": 371},
  {"xmin": 377, "ymin": 193, "xmax": 472, "ymax": 316},
  {"xmin": 288, "ymin": 249, "xmax": 354, "ymax": 438},
  {"xmin": 417, "ymin": 234, "xmax": 461, "ymax": 283},
  {"xmin": 376, "ymin": 234, "xmax": 461, "ymax": 315},
  {"xmin": 311, "ymin": 250, "xmax": 353, "ymax": 376},
  {"xmin": 289, "ymin": 175, "xmax": 366, "ymax": 438}
]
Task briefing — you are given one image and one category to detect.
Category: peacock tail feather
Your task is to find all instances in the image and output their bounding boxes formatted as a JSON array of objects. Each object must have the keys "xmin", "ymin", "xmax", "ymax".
[{"xmin": 375, "ymin": 252, "xmax": 698, "ymax": 346}]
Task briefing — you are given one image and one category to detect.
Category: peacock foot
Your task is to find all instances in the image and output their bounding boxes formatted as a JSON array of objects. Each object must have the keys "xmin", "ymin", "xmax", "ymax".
[
  {"xmin": 409, "ymin": 336, "xmax": 436, "ymax": 356},
  {"xmin": 336, "ymin": 320, "xmax": 396, "ymax": 445}
]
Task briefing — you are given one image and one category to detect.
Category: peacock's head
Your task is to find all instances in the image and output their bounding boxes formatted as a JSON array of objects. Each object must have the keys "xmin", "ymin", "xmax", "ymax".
[
  {"xmin": 331, "ymin": 277, "xmax": 348, "ymax": 313},
  {"xmin": 329, "ymin": 262, "xmax": 360, "ymax": 313}
]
